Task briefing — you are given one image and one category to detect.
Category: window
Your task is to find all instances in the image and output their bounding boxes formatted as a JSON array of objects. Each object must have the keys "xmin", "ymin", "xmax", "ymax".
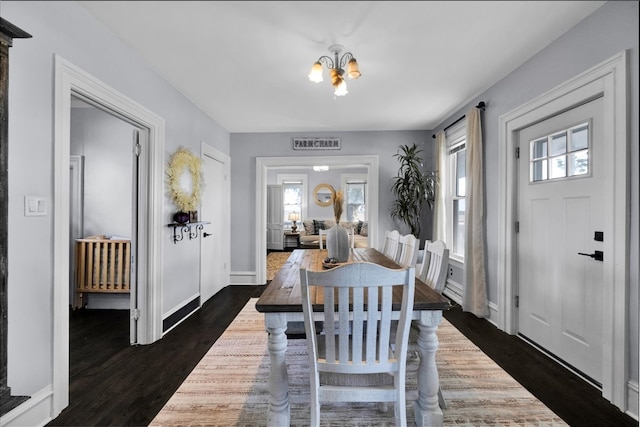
[
  {"xmin": 445, "ymin": 122, "xmax": 467, "ymax": 260},
  {"xmin": 277, "ymin": 174, "xmax": 307, "ymax": 229},
  {"xmin": 529, "ymin": 122, "xmax": 590, "ymax": 182},
  {"xmin": 342, "ymin": 174, "xmax": 367, "ymax": 222}
]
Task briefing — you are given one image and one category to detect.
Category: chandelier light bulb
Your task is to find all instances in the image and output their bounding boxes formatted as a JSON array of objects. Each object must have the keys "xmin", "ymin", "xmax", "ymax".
[
  {"xmin": 308, "ymin": 61, "xmax": 323, "ymax": 83},
  {"xmin": 347, "ymin": 58, "xmax": 361, "ymax": 79},
  {"xmin": 334, "ymin": 78, "xmax": 348, "ymax": 96}
]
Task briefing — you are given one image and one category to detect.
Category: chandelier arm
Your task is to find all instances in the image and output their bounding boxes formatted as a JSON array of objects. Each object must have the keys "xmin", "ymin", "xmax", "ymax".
[
  {"xmin": 316, "ymin": 55, "xmax": 335, "ymax": 69},
  {"xmin": 339, "ymin": 52, "xmax": 354, "ymax": 69}
]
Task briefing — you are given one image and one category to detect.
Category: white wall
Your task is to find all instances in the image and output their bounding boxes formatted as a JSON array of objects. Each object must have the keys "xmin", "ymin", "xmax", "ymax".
[
  {"xmin": 431, "ymin": 0, "xmax": 639, "ymax": 397},
  {"xmin": 4, "ymin": 0, "xmax": 230, "ymax": 398}
]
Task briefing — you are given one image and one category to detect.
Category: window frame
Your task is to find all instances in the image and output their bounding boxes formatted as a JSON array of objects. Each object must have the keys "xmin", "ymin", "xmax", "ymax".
[
  {"xmin": 445, "ymin": 121, "xmax": 467, "ymax": 263},
  {"xmin": 277, "ymin": 174, "xmax": 308, "ymax": 230},
  {"xmin": 341, "ymin": 173, "xmax": 368, "ymax": 223}
]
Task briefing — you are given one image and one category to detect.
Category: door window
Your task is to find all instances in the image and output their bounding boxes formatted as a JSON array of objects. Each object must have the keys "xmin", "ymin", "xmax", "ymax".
[{"xmin": 529, "ymin": 122, "xmax": 590, "ymax": 182}]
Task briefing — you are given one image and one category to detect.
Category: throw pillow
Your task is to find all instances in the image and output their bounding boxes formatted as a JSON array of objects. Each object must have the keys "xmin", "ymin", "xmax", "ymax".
[
  {"xmin": 360, "ymin": 222, "xmax": 368, "ymax": 236},
  {"xmin": 313, "ymin": 219, "xmax": 326, "ymax": 235},
  {"xmin": 303, "ymin": 220, "xmax": 314, "ymax": 235}
]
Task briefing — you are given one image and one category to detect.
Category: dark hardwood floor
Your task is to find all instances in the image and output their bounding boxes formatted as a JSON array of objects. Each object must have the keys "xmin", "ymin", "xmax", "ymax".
[{"xmin": 48, "ymin": 285, "xmax": 636, "ymax": 427}]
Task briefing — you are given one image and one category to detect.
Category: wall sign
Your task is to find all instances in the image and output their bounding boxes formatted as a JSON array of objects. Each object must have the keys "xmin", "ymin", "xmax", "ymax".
[{"xmin": 292, "ymin": 137, "xmax": 341, "ymax": 150}]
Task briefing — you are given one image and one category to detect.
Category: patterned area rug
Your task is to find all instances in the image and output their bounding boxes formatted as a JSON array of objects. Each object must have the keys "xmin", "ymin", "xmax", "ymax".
[
  {"xmin": 151, "ymin": 299, "xmax": 567, "ymax": 426},
  {"xmin": 266, "ymin": 251, "xmax": 292, "ymax": 281}
]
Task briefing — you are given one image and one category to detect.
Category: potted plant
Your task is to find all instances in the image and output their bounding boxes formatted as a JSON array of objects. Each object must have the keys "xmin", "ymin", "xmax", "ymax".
[{"xmin": 390, "ymin": 143, "xmax": 436, "ymax": 238}]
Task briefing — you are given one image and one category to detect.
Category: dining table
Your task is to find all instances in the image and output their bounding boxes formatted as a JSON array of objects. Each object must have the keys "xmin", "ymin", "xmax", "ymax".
[{"xmin": 255, "ymin": 247, "xmax": 451, "ymax": 426}]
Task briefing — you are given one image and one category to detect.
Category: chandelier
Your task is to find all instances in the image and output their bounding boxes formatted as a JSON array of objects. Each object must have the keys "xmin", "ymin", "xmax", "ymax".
[{"xmin": 308, "ymin": 44, "xmax": 361, "ymax": 96}]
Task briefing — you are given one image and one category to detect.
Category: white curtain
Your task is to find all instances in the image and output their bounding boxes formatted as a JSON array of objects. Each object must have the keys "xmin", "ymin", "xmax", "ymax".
[
  {"xmin": 432, "ymin": 131, "xmax": 446, "ymax": 241},
  {"xmin": 462, "ymin": 107, "xmax": 489, "ymax": 317}
]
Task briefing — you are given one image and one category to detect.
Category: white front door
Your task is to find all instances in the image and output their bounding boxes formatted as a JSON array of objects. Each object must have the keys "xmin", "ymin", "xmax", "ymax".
[
  {"xmin": 200, "ymin": 150, "xmax": 228, "ymax": 303},
  {"xmin": 517, "ymin": 96, "xmax": 604, "ymax": 385}
]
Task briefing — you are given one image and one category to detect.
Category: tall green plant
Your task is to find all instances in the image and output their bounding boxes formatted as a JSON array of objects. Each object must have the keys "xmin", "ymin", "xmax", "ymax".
[{"xmin": 390, "ymin": 143, "xmax": 435, "ymax": 237}]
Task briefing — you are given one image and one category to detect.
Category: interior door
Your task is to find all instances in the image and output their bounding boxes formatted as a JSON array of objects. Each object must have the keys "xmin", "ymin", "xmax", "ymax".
[
  {"xmin": 517, "ymin": 96, "xmax": 604, "ymax": 384},
  {"xmin": 267, "ymin": 185, "xmax": 284, "ymax": 251},
  {"xmin": 200, "ymin": 151, "xmax": 227, "ymax": 303}
]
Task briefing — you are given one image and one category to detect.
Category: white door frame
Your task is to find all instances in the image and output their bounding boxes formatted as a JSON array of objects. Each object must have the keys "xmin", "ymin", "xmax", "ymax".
[
  {"xmin": 255, "ymin": 155, "xmax": 379, "ymax": 284},
  {"xmin": 497, "ymin": 50, "xmax": 629, "ymax": 409},
  {"xmin": 53, "ymin": 56, "xmax": 165, "ymax": 415},
  {"xmin": 200, "ymin": 142, "xmax": 230, "ymax": 301}
]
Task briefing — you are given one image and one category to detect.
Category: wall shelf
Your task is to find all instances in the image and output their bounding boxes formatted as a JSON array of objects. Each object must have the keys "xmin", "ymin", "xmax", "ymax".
[{"xmin": 167, "ymin": 221, "xmax": 210, "ymax": 244}]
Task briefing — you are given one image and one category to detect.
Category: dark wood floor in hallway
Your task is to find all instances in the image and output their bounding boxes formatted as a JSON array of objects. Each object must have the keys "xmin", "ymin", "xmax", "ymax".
[{"xmin": 48, "ymin": 285, "xmax": 636, "ymax": 427}]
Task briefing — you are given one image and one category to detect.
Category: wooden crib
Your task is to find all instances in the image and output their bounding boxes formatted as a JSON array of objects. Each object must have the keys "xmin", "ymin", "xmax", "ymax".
[{"xmin": 74, "ymin": 235, "xmax": 131, "ymax": 309}]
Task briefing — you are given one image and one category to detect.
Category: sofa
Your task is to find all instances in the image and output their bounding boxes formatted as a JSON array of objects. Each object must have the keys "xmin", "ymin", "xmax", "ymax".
[{"xmin": 299, "ymin": 219, "xmax": 369, "ymax": 248}]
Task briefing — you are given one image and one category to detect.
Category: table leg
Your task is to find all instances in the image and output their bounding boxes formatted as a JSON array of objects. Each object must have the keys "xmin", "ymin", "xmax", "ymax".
[
  {"xmin": 265, "ymin": 313, "xmax": 289, "ymax": 426},
  {"xmin": 414, "ymin": 310, "xmax": 444, "ymax": 427}
]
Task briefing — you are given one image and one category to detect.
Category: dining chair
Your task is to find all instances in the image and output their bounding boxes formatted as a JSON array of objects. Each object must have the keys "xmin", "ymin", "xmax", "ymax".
[
  {"xmin": 382, "ymin": 230, "xmax": 400, "ymax": 260},
  {"xmin": 395, "ymin": 234, "xmax": 419, "ymax": 267},
  {"xmin": 318, "ymin": 228, "xmax": 327, "ymax": 249},
  {"xmin": 416, "ymin": 240, "xmax": 449, "ymax": 294},
  {"xmin": 346, "ymin": 226, "xmax": 355, "ymax": 249},
  {"xmin": 300, "ymin": 262, "xmax": 415, "ymax": 426}
]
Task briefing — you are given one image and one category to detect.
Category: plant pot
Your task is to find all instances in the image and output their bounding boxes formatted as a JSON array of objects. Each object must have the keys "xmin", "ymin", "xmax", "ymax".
[
  {"xmin": 173, "ymin": 211, "xmax": 190, "ymax": 224},
  {"xmin": 326, "ymin": 225, "xmax": 350, "ymax": 262}
]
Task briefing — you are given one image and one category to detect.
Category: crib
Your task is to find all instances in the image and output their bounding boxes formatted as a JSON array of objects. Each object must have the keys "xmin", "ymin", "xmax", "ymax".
[{"xmin": 74, "ymin": 235, "xmax": 131, "ymax": 309}]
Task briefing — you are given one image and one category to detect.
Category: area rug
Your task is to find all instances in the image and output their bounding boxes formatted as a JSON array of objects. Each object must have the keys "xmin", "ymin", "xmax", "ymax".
[
  {"xmin": 151, "ymin": 299, "xmax": 567, "ymax": 426},
  {"xmin": 266, "ymin": 251, "xmax": 292, "ymax": 281}
]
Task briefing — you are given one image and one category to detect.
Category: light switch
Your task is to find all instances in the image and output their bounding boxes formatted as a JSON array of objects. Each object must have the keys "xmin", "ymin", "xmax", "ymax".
[{"xmin": 25, "ymin": 196, "xmax": 47, "ymax": 216}]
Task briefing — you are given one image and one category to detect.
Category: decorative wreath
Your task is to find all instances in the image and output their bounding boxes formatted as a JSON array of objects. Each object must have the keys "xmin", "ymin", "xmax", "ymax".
[{"xmin": 167, "ymin": 147, "xmax": 203, "ymax": 212}]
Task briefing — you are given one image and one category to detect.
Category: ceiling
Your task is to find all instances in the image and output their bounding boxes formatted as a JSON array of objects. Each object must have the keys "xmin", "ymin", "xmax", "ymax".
[{"xmin": 75, "ymin": 1, "xmax": 605, "ymax": 133}]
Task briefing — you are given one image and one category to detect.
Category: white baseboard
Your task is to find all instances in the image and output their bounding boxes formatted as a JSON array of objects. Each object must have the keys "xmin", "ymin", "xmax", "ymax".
[
  {"xmin": 164, "ymin": 293, "xmax": 200, "ymax": 319},
  {"xmin": 0, "ymin": 385, "xmax": 53, "ymax": 427},
  {"xmin": 627, "ymin": 380, "xmax": 639, "ymax": 420},
  {"xmin": 230, "ymin": 271, "xmax": 258, "ymax": 285},
  {"xmin": 442, "ymin": 279, "xmax": 499, "ymax": 326}
]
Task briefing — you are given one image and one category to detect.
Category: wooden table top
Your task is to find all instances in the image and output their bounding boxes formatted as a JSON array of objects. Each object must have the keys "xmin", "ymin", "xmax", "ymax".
[{"xmin": 256, "ymin": 248, "xmax": 451, "ymax": 313}]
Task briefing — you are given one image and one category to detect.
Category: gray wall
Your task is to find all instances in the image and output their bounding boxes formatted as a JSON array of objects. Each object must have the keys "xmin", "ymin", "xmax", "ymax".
[
  {"xmin": 4, "ymin": 1, "xmax": 229, "ymax": 395},
  {"xmin": 230, "ymin": 130, "xmax": 432, "ymax": 272},
  {"xmin": 430, "ymin": 0, "xmax": 638, "ymax": 385}
]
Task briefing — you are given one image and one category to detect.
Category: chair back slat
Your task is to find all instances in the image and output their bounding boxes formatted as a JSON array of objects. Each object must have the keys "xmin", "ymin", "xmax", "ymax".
[
  {"xmin": 396, "ymin": 234, "xmax": 420, "ymax": 267},
  {"xmin": 418, "ymin": 240, "xmax": 450, "ymax": 294},
  {"xmin": 382, "ymin": 230, "xmax": 400, "ymax": 260}
]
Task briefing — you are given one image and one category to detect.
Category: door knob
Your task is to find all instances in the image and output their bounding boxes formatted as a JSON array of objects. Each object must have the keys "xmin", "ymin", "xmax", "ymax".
[
  {"xmin": 203, "ymin": 232, "xmax": 212, "ymax": 238},
  {"xmin": 578, "ymin": 250, "xmax": 603, "ymax": 261}
]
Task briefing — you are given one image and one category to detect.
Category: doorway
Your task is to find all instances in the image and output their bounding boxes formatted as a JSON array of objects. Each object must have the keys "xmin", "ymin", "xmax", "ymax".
[
  {"xmin": 70, "ymin": 95, "xmax": 140, "ymax": 314},
  {"xmin": 255, "ymin": 155, "xmax": 379, "ymax": 284},
  {"xmin": 53, "ymin": 56, "xmax": 165, "ymax": 415},
  {"xmin": 498, "ymin": 51, "xmax": 629, "ymax": 409}
]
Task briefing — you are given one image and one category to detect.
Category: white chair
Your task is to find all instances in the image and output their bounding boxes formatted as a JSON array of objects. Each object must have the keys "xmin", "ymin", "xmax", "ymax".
[
  {"xmin": 300, "ymin": 262, "xmax": 415, "ymax": 426},
  {"xmin": 395, "ymin": 234, "xmax": 419, "ymax": 267},
  {"xmin": 347, "ymin": 226, "xmax": 355, "ymax": 249},
  {"xmin": 417, "ymin": 240, "xmax": 449, "ymax": 294},
  {"xmin": 318, "ymin": 228, "xmax": 327, "ymax": 249},
  {"xmin": 382, "ymin": 230, "xmax": 400, "ymax": 260}
]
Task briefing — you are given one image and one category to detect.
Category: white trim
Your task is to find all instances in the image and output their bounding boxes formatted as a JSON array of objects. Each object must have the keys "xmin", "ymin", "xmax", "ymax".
[
  {"xmin": 230, "ymin": 271, "xmax": 258, "ymax": 285},
  {"xmin": 628, "ymin": 381, "xmax": 639, "ymax": 420},
  {"xmin": 255, "ymin": 155, "xmax": 379, "ymax": 284},
  {"xmin": 497, "ymin": 50, "xmax": 629, "ymax": 410},
  {"xmin": 0, "ymin": 385, "xmax": 53, "ymax": 427},
  {"xmin": 52, "ymin": 56, "xmax": 165, "ymax": 417}
]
